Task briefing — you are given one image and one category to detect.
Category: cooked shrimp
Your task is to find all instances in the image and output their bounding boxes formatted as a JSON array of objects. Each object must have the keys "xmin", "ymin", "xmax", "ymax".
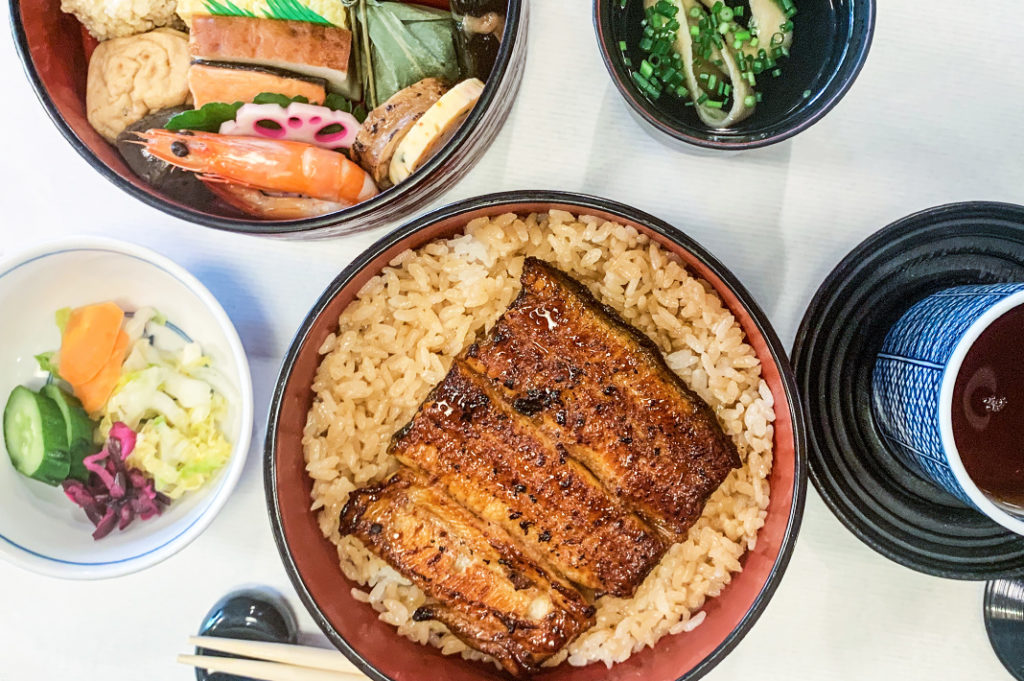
[
  {"xmin": 203, "ymin": 180, "xmax": 350, "ymax": 219},
  {"xmin": 138, "ymin": 129, "xmax": 378, "ymax": 205}
]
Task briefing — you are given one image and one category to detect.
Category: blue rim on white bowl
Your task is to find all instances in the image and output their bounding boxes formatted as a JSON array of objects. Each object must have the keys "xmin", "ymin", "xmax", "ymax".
[{"xmin": 0, "ymin": 236, "xmax": 253, "ymax": 579}]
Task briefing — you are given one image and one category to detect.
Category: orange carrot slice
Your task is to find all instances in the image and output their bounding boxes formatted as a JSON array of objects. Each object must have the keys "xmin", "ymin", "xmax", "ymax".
[
  {"xmin": 73, "ymin": 329, "xmax": 130, "ymax": 415},
  {"xmin": 58, "ymin": 302, "xmax": 125, "ymax": 386}
]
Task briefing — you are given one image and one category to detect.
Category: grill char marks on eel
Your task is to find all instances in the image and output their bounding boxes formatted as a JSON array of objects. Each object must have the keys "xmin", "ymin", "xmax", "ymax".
[
  {"xmin": 463, "ymin": 257, "xmax": 742, "ymax": 543},
  {"xmin": 391, "ymin": 358, "xmax": 667, "ymax": 597},
  {"xmin": 338, "ymin": 256, "xmax": 742, "ymax": 676},
  {"xmin": 339, "ymin": 470, "xmax": 595, "ymax": 678}
]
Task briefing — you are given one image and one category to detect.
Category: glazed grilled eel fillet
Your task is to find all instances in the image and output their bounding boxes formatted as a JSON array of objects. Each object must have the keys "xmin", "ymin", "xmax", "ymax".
[
  {"xmin": 391, "ymin": 359, "xmax": 667, "ymax": 597},
  {"xmin": 339, "ymin": 257, "xmax": 740, "ymax": 675},
  {"xmin": 463, "ymin": 258, "xmax": 741, "ymax": 542},
  {"xmin": 339, "ymin": 470, "xmax": 595, "ymax": 678}
]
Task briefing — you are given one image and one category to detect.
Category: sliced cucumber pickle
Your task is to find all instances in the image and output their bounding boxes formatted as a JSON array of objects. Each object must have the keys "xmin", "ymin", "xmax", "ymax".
[
  {"xmin": 42, "ymin": 384, "xmax": 98, "ymax": 482},
  {"xmin": 3, "ymin": 386, "xmax": 70, "ymax": 485}
]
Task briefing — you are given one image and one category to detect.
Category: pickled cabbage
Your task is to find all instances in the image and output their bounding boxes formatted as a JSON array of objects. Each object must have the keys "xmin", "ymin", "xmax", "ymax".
[{"xmin": 98, "ymin": 310, "xmax": 233, "ymax": 499}]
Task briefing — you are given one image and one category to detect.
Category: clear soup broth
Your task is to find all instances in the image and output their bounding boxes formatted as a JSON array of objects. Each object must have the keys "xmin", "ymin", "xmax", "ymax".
[{"xmin": 951, "ymin": 304, "xmax": 1024, "ymax": 509}]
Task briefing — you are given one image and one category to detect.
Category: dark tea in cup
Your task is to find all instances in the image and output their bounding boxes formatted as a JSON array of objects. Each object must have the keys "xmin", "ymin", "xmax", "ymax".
[{"xmin": 951, "ymin": 304, "xmax": 1024, "ymax": 510}]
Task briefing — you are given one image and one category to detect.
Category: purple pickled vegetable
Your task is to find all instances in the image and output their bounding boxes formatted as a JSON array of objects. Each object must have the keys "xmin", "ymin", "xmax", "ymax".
[
  {"xmin": 59, "ymin": 422, "xmax": 170, "ymax": 540},
  {"xmin": 92, "ymin": 507, "xmax": 118, "ymax": 540},
  {"xmin": 118, "ymin": 503, "xmax": 135, "ymax": 531},
  {"xmin": 109, "ymin": 422, "xmax": 136, "ymax": 458}
]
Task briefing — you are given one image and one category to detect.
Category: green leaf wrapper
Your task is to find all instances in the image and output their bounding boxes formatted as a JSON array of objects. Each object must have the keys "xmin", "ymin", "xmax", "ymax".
[{"xmin": 361, "ymin": 0, "xmax": 459, "ymax": 107}]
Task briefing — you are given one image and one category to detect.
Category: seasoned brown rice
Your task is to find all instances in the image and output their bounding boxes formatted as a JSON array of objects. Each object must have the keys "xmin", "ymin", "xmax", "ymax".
[{"xmin": 302, "ymin": 210, "xmax": 774, "ymax": 669}]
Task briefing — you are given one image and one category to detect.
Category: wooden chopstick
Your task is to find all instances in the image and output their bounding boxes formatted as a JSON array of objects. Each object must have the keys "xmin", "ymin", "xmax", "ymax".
[
  {"xmin": 187, "ymin": 636, "xmax": 360, "ymax": 674},
  {"xmin": 178, "ymin": 654, "xmax": 364, "ymax": 681}
]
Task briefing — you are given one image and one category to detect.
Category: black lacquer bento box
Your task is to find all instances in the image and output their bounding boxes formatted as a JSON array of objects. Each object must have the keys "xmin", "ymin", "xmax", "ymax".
[{"xmin": 10, "ymin": 0, "xmax": 528, "ymax": 237}]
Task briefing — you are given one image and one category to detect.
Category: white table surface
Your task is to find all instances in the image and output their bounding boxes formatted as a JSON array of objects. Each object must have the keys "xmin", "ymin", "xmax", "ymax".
[{"xmin": 1, "ymin": 1, "xmax": 1022, "ymax": 679}]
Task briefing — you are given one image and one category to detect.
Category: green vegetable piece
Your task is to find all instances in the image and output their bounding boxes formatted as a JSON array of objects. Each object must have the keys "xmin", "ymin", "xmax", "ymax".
[
  {"xmin": 166, "ymin": 92, "xmax": 369, "ymax": 133},
  {"xmin": 3, "ymin": 386, "xmax": 70, "ymax": 486},
  {"xmin": 41, "ymin": 385, "xmax": 98, "ymax": 483},
  {"xmin": 253, "ymin": 92, "xmax": 310, "ymax": 107},
  {"xmin": 35, "ymin": 352, "xmax": 59, "ymax": 375},
  {"xmin": 166, "ymin": 101, "xmax": 245, "ymax": 132},
  {"xmin": 55, "ymin": 307, "xmax": 71, "ymax": 334},
  {"xmin": 325, "ymin": 93, "xmax": 368, "ymax": 122}
]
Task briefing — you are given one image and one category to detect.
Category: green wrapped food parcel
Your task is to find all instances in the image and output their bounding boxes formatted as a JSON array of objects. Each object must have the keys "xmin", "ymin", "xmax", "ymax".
[{"xmin": 353, "ymin": 0, "xmax": 460, "ymax": 108}]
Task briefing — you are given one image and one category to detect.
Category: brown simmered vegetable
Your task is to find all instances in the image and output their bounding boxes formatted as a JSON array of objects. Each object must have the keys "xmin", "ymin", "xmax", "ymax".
[
  {"xmin": 115, "ymin": 108, "xmax": 213, "ymax": 206},
  {"xmin": 349, "ymin": 77, "xmax": 448, "ymax": 188},
  {"xmin": 451, "ymin": 1, "xmax": 504, "ymax": 79},
  {"xmin": 86, "ymin": 28, "xmax": 191, "ymax": 142}
]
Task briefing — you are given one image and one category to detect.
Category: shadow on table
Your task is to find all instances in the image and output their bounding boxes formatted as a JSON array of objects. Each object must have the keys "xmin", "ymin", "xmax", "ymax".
[{"xmin": 189, "ymin": 260, "xmax": 274, "ymax": 362}]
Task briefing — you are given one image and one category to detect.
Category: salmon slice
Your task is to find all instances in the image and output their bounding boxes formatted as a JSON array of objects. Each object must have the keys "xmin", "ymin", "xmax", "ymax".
[
  {"xmin": 391, "ymin": 359, "xmax": 666, "ymax": 597},
  {"xmin": 463, "ymin": 257, "xmax": 742, "ymax": 542},
  {"xmin": 339, "ymin": 470, "xmax": 595, "ymax": 678},
  {"xmin": 187, "ymin": 61, "xmax": 327, "ymax": 108}
]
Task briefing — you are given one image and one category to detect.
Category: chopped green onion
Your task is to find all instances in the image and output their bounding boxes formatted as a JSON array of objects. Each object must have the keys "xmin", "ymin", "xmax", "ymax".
[
  {"xmin": 744, "ymin": 94, "xmax": 756, "ymax": 107},
  {"xmin": 802, "ymin": 89, "xmax": 811, "ymax": 98},
  {"xmin": 640, "ymin": 60, "xmax": 654, "ymax": 78},
  {"xmin": 655, "ymin": 0, "xmax": 677, "ymax": 16},
  {"xmin": 707, "ymin": 74, "xmax": 717, "ymax": 90},
  {"xmin": 705, "ymin": 99, "xmax": 724, "ymax": 109},
  {"xmin": 718, "ymin": 7, "xmax": 733, "ymax": 22},
  {"xmin": 772, "ymin": 68, "xmax": 781, "ymax": 77},
  {"xmin": 618, "ymin": 40, "xmax": 627, "ymax": 52}
]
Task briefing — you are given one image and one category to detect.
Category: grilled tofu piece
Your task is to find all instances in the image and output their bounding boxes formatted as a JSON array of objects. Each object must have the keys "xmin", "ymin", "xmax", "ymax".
[
  {"xmin": 463, "ymin": 257, "xmax": 741, "ymax": 542},
  {"xmin": 339, "ymin": 470, "xmax": 594, "ymax": 677},
  {"xmin": 391, "ymin": 359, "xmax": 666, "ymax": 597}
]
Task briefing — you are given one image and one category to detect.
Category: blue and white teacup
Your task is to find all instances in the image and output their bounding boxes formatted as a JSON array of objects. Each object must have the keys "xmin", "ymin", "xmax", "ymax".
[{"xmin": 871, "ymin": 282, "xmax": 1024, "ymax": 536}]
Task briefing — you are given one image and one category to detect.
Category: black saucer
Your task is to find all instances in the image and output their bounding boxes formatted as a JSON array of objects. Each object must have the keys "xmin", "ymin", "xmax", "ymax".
[{"xmin": 792, "ymin": 201, "xmax": 1024, "ymax": 580}]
